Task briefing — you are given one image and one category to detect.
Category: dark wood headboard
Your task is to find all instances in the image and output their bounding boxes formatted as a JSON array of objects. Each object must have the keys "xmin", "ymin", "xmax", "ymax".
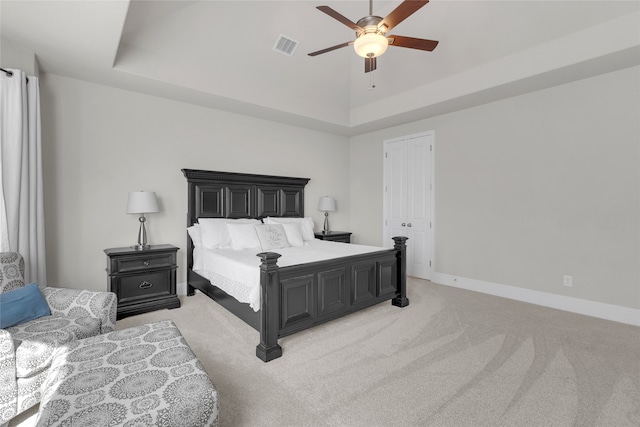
[{"xmin": 181, "ymin": 169, "xmax": 311, "ymax": 268}]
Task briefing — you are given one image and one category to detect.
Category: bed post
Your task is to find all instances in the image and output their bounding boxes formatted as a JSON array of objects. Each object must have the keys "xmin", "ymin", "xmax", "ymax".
[
  {"xmin": 391, "ymin": 236, "xmax": 410, "ymax": 307},
  {"xmin": 256, "ymin": 252, "xmax": 283, "ymax": 362}
]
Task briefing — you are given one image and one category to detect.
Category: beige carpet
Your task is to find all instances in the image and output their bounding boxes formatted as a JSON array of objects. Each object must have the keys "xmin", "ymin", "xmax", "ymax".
[{"xmin": 11, "ymin": 278, "xmax": 640, "ymax": 426}]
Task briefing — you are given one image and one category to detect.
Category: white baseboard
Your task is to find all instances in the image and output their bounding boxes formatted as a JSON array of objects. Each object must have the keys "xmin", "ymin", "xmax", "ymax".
[
  {"xmin": 177, "ymin": 281, "xmax": 187, "ymax": 296},
  {"xmin": 431, "ymin": 272, "xmax": 640, "ymax": 327}
]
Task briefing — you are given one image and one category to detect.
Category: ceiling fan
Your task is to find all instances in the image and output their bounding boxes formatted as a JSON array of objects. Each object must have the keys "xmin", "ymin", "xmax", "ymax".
[{"xmin": 308, "ymin": 0, "xmax": 439, "ymax": 73}]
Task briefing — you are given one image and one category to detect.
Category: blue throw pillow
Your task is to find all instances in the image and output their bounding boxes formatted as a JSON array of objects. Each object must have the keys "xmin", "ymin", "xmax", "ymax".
[{"xmin": 0, "ymin": 282, "xmax": 51, "ymax": 328}]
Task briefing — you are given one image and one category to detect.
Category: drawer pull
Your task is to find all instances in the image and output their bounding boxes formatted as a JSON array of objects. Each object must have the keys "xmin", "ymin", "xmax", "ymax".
[
  {"xmin": 139, "ymin": 281, "xmax": 153, "ymax": 289},
  {"xmin": 142, "ymin": 261, "xmax": 150, "ymax": 266}
]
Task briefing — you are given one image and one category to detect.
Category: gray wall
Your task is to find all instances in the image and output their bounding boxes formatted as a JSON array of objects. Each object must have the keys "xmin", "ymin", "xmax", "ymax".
[
  {"xmin": 39, "ymin": 74, "xmax": 350, "ymax": 294},
  {"xmin": 0, "ymin": 37, "xmax": 38, "ymax": 75},
  {"xmin": 349, "ymin": 66, "xmax": 640, "ymax": 311},
  {"xmin": 4, "ymin": 36, "xmax": 638, "ymax": 314}
]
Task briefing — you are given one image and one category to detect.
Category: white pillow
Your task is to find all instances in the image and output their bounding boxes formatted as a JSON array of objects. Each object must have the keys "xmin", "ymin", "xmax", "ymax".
[
  {"xmin": 264, "ymin": 217, "xmax": 315, "ymax": 241},
  {"xmin": 187, "ymin": 224, "xmax": 202, "ymax": 247},
  {"xmin": 198, "ymin": 218, "xmax": 260, "ymax": 249},
  {"xmin": 255, "ymin": 224, "xmax": 290, "ymax": 251},
  {"xmin": 198, "ymin": 219, "xmax": 229, "ymax": 249},
  {"xmin": 281, "ymin": 222, "xmax": 304, "ymax": 247},
  {"xmin": 227, "ymin": 223, "xmax": 261, "ymax": 250},
  {"xmin": 300, "ymin": 218, "xmax": 315, "ymax": 241}
]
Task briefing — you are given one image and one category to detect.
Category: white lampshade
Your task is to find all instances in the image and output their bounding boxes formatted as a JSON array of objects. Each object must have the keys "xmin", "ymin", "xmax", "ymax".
[
  {"xmin": 353, "ymin": 33, "xmax": 389, "ymax": 58},
  {"xmin": 318, "ymin": 196, "xmax": 336, "ymax": 212},
  {"xmin": 127, "ymin": 191, "xmax": 159, "ymax": 214}
]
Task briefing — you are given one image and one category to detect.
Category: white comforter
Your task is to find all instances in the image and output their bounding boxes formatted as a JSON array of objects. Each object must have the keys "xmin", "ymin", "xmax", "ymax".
[{"xmin": 193, "ymin": 239, "xmax": 389, "ymax": 311}]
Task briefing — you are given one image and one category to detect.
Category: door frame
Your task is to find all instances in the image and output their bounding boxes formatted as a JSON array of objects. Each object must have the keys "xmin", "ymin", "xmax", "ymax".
[{"xmin": 382, "ymin": 130, "xmax": 435, "ymax": 280}]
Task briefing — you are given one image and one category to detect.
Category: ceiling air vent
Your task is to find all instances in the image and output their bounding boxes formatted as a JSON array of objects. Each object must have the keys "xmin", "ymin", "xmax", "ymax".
[{"xmin": 273, "ymin": 34, "xmax": 299, "ymax": 57}]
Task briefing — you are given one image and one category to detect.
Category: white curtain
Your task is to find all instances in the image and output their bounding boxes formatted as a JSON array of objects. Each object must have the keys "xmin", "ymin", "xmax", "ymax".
[{"xmin": 0, "ymin": 68, "xmax": 46, "ymax": 286}]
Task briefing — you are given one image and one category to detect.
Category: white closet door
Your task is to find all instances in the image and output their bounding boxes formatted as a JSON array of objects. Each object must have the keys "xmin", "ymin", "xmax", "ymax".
[
  {"xmin": 385, "ymin": 141, "xmax": 407, "ymax": 242},
  {"xmin": 384, "ymin": 132, "xmax": 433, "ymax": 280}
]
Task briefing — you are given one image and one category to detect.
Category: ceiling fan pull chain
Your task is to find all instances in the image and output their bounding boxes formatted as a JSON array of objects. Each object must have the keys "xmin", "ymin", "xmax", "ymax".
[{"xmin": 369, "ymin": 70, "xmax": 376, "ymax": 90}]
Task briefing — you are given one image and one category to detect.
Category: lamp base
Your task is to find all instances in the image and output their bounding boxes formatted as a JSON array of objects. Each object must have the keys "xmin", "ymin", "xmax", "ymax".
[
  {"xmin": 131, "ymin": 244, "xmax": 151, "ymax": 251},
  {"xmin": 133, "ymin": 216, "xmax": 150, "ymax": 251}
]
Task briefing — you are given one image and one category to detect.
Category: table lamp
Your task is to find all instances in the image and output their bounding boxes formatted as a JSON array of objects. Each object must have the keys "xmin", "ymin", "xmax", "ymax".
[
  {"xmin": 317, "ymin": 196, "xmax": 336, "ymax": 233},
  {"xmin": 127, "ymin": 191, "xmax": 159, "ymax": 250}
]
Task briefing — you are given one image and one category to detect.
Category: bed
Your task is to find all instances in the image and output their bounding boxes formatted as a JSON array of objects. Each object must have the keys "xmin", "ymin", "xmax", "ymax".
[{"xmin": 182, "ymin": 169, "xmax": 409, "ymax": 362}]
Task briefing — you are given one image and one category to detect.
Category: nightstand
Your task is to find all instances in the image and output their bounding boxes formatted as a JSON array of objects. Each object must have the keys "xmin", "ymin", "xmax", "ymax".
[
  {"xmin": 105, "ymin": 244, "xmax": 180, "ymax": 319},
  {"xmin": 314, "ymin": 231, "xmax": 352, "ymax": 243}
]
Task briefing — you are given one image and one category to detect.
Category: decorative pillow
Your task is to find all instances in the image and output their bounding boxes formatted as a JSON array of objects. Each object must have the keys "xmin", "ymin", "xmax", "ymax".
[
  {"xmin": 281, "ymin": 222, "xmax": 304, "ymax": 247},
  {"xmin": 187, "ymin": 224, "xmax": 202, "ymax": 247},
  {"xmin": 255, "ymin": 224, "xmax": 291, "ymax": 251},
  {"xmin": 198, "ymin": 218, "xmax": 260, "ymax": 249},
  {"xmin": 227, "ymin": 223, "xmax": 261, "ymax": 250},
  {"xmin": 264, "ymin": 217, "xmax": 315, "ymax": 241},
  {"xmin": 0, "ymin": 282, "xmax": 51, "ymax": 329}
]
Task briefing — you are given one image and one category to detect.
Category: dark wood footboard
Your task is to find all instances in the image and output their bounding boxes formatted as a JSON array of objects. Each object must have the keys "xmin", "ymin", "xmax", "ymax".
[
  {"xmin": 255, "ymin": 236, "xmax": 408, "ymax": 362},
  {"xmin": 182, "ymin": 169, "xmax": 409, "ymax": 362}
]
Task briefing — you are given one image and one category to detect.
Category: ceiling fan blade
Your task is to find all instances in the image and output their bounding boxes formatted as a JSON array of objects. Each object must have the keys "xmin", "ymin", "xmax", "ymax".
[
  {"xmin": 316, "ymin": 6, "xmax": 362, "ymax": 31},
  {"xmin": 379, "ymin": 0, "xmax": 429, "ymax": 32},
  {"xmin": 388, "ymin": 35, "xmax": 439, "ymax": 51},
  {"xmin": 308, "ymin": 41, "xmax": 353, "ymax": 57},
  {"xmin": 365, "ymin": 56, "xmax": 377, "ymax": 73}
]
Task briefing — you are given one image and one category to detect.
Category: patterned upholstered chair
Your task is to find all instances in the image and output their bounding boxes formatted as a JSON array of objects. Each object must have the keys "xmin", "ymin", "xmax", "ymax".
[{"xmin": 0, "ymin": 252, "xmax": 117, "ymax": 424}]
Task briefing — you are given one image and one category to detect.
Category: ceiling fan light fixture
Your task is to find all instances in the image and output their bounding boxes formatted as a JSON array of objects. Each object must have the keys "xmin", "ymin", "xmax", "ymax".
[{"xmin": 353, "ymin": 32, "xmax": 388, "ymax": 58}]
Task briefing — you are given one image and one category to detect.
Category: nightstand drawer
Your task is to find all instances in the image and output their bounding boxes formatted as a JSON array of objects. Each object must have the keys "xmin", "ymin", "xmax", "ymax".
[
  {"xmin": 112, "ymin": 252, "xmax": 175, "ymax": 273},
  {"xmin": 117, "ymin": 270, "xmax": 172, "ymax": 303}
]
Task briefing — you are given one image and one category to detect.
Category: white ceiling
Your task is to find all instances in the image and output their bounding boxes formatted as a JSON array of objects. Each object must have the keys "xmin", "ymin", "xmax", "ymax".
[{"xmin": 2, "ymin": 0, "xmax": 639, "ymax": 136}]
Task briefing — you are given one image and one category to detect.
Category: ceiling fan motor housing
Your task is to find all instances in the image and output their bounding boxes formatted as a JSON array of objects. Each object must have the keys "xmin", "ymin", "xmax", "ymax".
[{"xmin": 355, "ymin": 15, "xmax": 386, "ymax": 36}]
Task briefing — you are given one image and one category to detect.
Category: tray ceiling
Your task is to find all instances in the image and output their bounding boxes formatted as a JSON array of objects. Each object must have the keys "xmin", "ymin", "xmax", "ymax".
[{"xmin": 2, "ymin": 1, "xmax": 639, "ymax": 135}]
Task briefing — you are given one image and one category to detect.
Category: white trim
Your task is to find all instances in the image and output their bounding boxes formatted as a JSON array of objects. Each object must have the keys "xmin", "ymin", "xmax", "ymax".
[
  {"xmin": 383, "ymin": 130, "xmax": 435, "ymax": 279},
  {"xmin": 431, "ymin": 272, "xmax": 640, "ymax": 327},
  {"xmin": 382, "ymin": 140, "xmax": 389, "ymax": 244},
  {"xmin": 430, "ymin": 133, "xmax": 435, "ymax": 280}
]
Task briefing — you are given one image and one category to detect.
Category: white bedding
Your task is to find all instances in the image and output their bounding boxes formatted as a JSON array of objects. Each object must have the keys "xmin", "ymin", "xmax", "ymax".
[{"xmin": 193, "ymin": 239, "xmax": 389, "ymax": 311}]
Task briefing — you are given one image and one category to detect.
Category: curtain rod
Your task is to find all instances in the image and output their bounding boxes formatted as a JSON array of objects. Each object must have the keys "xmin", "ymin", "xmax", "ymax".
[{"xmin": 0, "ymin": 67, "xmax": 29, "ymax": 83}]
